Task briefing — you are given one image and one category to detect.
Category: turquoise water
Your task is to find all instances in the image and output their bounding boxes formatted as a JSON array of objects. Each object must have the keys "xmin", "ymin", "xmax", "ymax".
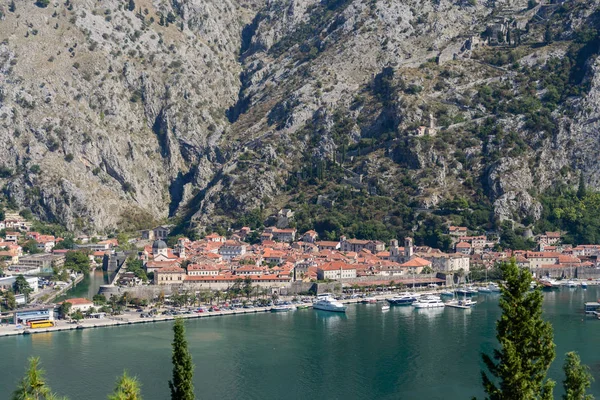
[
  {"xmin": 55, "ymin": 269, "xmax": 110, "ymax": 302},
  {"xmin": 2, "ymin": 287, "xmax": 600, "ymax": 399}
]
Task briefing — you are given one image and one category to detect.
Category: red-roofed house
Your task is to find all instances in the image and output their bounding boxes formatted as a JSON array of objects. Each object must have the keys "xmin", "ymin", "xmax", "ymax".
[
  {"xmin": 316, "ymin": 261, "xmax": 357, "ymax": 280},
  {"xmin": 187, "ymin": 264, "xmax": 220, "ymax": 276},
  {"xmin": 315, "ymin": 241, "xmax": 340, "ymax": 251},
  {"xmin": 59, "ymin": 298, "xmax": 94, "ymax": 313},
  {"xmin": 455, "ymin": 241, "xmax": 471, "ymax": 255},
  {"xmin": 155, "ymin": 266, "xmax": 186, "ymax": 284},
  {"xmin": 448, "ymin": 226, "xmax": 468, "ymax": 237},
  {"xmin": 218, "ymin": 240, "xmax": 247, "ymax": 260},
  {"xmin": 399, "ymin": 257, "xmax": 432, "ymax": 274}
]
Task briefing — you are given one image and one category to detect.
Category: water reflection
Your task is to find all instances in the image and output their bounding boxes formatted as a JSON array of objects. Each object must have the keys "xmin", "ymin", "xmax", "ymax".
[
  {"xmin": 414, "ymin": 307, "xmax": 445, "ymax": 320},
  {"xmin": 30, "ymin": 332, "xmax": 53, "ymax": 345},
  {"xmin": 314, "ymin": 311, "xmax": 347, "ymax": 328}
]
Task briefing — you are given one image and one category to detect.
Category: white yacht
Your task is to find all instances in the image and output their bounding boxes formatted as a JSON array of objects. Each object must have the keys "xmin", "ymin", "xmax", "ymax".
[
  {"xmin": 313, "ymin": 293, "xmax": 347, "ymax": 313},
  {"xmin": 445, "ymin": 298, "xmax": 477, "ymax": 309},
  {"xmin": 567, "ymin": 280, "xmax": 577, "ymax": 288},
  {"xmin": 413, "ymin": 295, "xmax": 445, "ymax": 308}
]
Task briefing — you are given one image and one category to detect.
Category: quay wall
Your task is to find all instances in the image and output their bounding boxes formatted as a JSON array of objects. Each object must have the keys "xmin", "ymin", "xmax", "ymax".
[{"xmin": 98, "ymin": 285, "xmax": 175, "ymax": 300}]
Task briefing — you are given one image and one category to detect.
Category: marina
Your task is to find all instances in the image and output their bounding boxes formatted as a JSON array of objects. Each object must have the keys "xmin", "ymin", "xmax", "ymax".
[{"xmin": 1, "ymin": 285, "xmax": 600, "ymax": 399}]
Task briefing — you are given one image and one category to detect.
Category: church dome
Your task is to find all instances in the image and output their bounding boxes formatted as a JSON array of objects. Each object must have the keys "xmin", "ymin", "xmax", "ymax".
[{"xmin": 152, "ymin": 240, "xmax": 167, "ymax": 250}]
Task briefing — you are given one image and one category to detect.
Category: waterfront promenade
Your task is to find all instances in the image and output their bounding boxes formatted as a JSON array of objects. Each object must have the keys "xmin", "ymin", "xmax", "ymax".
[{"xmin": 0, "ymin": 293, "xmax": 401, "ymax": 337}]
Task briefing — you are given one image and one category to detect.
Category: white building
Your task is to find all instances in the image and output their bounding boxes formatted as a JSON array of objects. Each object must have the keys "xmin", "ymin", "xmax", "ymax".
[
  {"xmin": 218, "ymin": 240, "xmax": 247, "ymax": 260},
  {"xmin": 316, "ymin": 261, "xmax": 357, "ymax": 280}
]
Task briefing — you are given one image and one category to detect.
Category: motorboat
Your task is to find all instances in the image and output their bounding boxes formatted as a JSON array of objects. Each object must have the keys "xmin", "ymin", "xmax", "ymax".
[
  {"xmin": 489, "ymin": 283, "xmax": 501, "ymax": 293},
  {"xmin": 412, "ymin": 295, "xmax": 445, "ymax": 308},
  {"xmin": 440, "ymin": 290, "xmax": 454, "ymax": 297},
  {"xmin": 387, "ymin": 293, "xmax": 419, "ymax": 306},
  {"xmin": 478, "ymin": 286, "xmax": 493, "ymax": 293},
  {"xmin": 313, "ymin": 293, "xmax": 347, "ymax": 313},
  {"xmin": 445, "ymin": 298, "xmax": 477, "ymax": 309},
  {"xmin": 368, "ymin": 298, "xmax": 377, "ymax": 304},
  {"xmin": 455, "ymin": 287, "xmax": 476, "ymax": 297},
  {"xmin": 567, "ymin": 280, "xmax": 577, "ymax": 288},
  {"xmin": 381, "ymin": 305, "xmax": 390, "ymax": 311},
  {"xmin": 581, "ymin": 281, "xmax": 588, "ymax": 289},
  {"xmin": 539, "ymin": 278, "xmax": 560, "ymax": 290}
]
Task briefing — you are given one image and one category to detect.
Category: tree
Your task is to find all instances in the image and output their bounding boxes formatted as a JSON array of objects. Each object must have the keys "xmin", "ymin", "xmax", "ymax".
[
  {"xmin": 545, "ymin": 24, "xmax": 553, "ymax": 44},
  {"xmin": 71, "ymin": 310, "xmax": 84, "ymax": 321},
  {"xmin": 562, "ymin": 352, "xmax": 594, "ymax": 400},
  {"xmin": 34, "ymin": 0, "xmax": 50, "ymax": 8},
  {"xmin": 13, "ymin": 275, "xmax": 32, "ymax": 300},
  {"xmin": 4, "ymin": 291, "xmax": 17, "ymax": 310},
  {"xmin": 479, "ymin": 259, "xmax": 555, "ymax": 400},
  {"xmin": 243, "ymin": 277, "xmax": 253, "ymax": 299},
  {"xmin": 64, "ymin": 251, "xmax": 90, "ymax": 274},
  {"xmin": 127, "ymin": 0, "xmax": 135, "ymax": 11},
  {"xmin": 9, "ymin": 0, "xmax": 15, "ymax": 12},
  {"xmin": 59, "ymin": 302, "xmax": 72, "ymax": 319},
  {"xmin": 421, "ymin": 266, "xmax": 433, "ymax": 274},
  {"xmin": 24, "ymin": 240, "xmax": 41, "ymax": 255},
  {"xmin": 93, "ymin": 294, "xmax": 107, "ymax": 305},
  {"xmin": 12, "ymin": 357, "xmax": 66, "ymax": 400},
  {"xmin": 577, "ymin": 172, "xmax": 586, "ymax": 200},
  {"xmin": 108, "ymin": 371, "xmax": 142, "ymax": 400},
  {"xmin": 169, "ymin": 319, "xmax": 194, "ymax": 400}
]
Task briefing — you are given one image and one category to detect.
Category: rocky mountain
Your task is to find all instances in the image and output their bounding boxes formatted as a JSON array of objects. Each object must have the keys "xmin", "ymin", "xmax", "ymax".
[{"xmin": 0, "ymin": 0, "xmax": 599, "ymax": 239}]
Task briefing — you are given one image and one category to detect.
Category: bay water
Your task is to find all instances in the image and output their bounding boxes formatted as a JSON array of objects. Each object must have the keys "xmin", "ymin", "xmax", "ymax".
[{"xmin": 2, "ymin": 283, "xmax": 600, "ymax": 399}]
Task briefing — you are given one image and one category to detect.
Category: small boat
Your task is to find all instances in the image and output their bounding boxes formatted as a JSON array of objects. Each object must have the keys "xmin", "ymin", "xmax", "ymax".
[
  {"xmin": 478, "ymin": 286, "xmax": 493, "ymax": 293},
  {"xmin": 539, "ymin": 279, "xmax": 560, "ymax": 290},
  {"xmin": 455, "ymin": 288, "xmax": 476, "ymax": 297},
  {"xmin": 445, "ymin": 299, "xmax": 477, "ymax": 309},
  {"xmin": 271, "ymin": 305, "xmax": 293, "ymax": 313},
  {"xmin": 368, "ymin": 299, "xmax": 377, "ymax": 304},
  {"xmin": 440, "ymin": 290, "xmax": 454, "ymax": 297},
  {"xmin": 567, "ymin": 280, "xmax": 577, "ymax": 288},
  {"xmin": 581, "ymin": 281, "xmax": 588, "ymax": 289},
  {"xmin": 413, "ymin": 295, "xmax": 445, "ymax": 309},
  {"xmin": 381, "ymin": 305, "xmax": 390, "ymax": 311},
  {"xmin": 313, "ymin": 293, "xmax": 347, "ymax": 313},
  {"xmin": 361, "ymin": 299, "xmax": 370, "ymax": 304},
  {"xmin": 466, "ymin": 286, "xmax": 478, "ymax": 295},
  {"xmin": 296, "ymin": 304, "xmax": 311, "ymax": 309},
  {"xmin": 488, "ymin": 283, "xmax": 501, "ymax": 293}
]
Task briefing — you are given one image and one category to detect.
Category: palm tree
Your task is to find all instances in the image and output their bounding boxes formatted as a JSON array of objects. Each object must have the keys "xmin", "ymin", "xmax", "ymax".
[
  {"xmin": 214, "ymin": 291, "xmax": 222, "ymax": 305},
  {"xmin": 253, "ymin": 286, "xmax": 260, "ymax": 301}
]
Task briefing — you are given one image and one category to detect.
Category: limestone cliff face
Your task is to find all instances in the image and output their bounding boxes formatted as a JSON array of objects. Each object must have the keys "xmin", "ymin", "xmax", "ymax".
[
  {"xmin": 0, "ymin": 0, "xmax": 599, "ymax": 232},
  {"xmin": 0, "ymin": 0, "xmax": 254, "ymax": 231}
]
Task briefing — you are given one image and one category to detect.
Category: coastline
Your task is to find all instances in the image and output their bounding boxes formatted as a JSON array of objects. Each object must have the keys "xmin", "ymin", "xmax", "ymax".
[{"xmin": 0, "ymin": 294, "xmax": 402, "ymax": 338}]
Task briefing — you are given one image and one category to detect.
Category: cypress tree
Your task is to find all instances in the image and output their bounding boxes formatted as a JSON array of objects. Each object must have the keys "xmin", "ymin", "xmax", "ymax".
[
  {"xmin": 480, "ymin": 259, "xmax": 555, "ymax": 400},
  {"xmin": 109, "ymin": 371, "xmax": 142, "ymax": 400},
  {"xmin": 577, "ymin": 172, "xmax": 586, "ymax": 199},
  {"xmin": 169, "ymin": 318, "xmax": 195, "ymax": 400},
  {"xmin": 562, "ymin": 352, "xmax": 594, "ymax": 400},
  {"xmin": 545, "ymin": 24, "xmax": 553, "ymax": 44}
]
